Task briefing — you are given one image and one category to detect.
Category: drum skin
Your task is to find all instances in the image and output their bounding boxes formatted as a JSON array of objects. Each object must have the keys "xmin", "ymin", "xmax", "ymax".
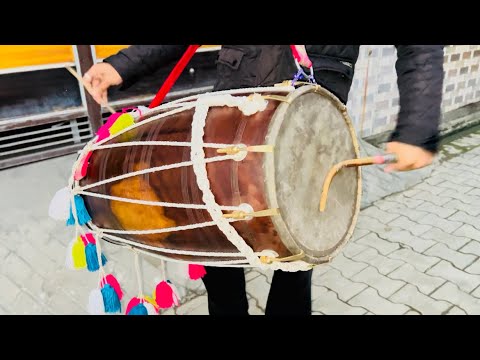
[
  {"xmin": 80, "ymin": 92, "xmax": 290, "ymax": 263},
  {"xmin": 80, "ymin": 85, "xmax": 361, "ymax": 265}
]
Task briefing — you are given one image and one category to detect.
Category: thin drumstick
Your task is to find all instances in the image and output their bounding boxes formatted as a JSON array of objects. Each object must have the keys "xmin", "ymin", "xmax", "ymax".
[{"xmin": 66, "ymin": 66, "xmax": 116, "ymax": 114}]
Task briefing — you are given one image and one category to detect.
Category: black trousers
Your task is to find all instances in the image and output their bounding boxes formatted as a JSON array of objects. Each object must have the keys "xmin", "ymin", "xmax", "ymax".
[{"xmin": 201, "ymin": 266, "xmax": 313, "ymax": 316}]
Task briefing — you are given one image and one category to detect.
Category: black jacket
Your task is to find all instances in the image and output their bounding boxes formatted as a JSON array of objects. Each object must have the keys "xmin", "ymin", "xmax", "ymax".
[{"xmin": 105, "ymin": 45, "xmax": 444, "ymax": 153}]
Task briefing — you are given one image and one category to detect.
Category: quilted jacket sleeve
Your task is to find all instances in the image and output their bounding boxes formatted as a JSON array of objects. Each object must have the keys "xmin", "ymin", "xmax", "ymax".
[
  {"xmin": 391, "ymin": 45, "xmax": 445, "ymax": 153},
  {"xmin": 104, "ymin": 45, "xmax": 189, "ymax": 89}
]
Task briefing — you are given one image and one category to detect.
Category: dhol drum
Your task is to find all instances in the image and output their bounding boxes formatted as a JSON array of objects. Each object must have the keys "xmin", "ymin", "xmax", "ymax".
[{"xmin": 71, "ymin": 84, "xmax": 362, "ymax": 272}]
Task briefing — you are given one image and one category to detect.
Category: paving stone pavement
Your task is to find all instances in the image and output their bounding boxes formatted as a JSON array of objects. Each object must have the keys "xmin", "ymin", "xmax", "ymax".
[{"xmin": 1, "ymin": 129, "xmax": 480, "ymax": 315}]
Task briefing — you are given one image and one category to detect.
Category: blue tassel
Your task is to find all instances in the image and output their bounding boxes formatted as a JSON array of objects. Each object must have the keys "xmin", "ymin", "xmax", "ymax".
[
  {"xmin": 85, "ymin": 243, "xmax": 107, "ymax": 272},
  {"xmin": 127, "ymin": 303, "xmax": 148, "ymax": 315},
  {"xmin": 66, "ymin": 195, "xmax": 92, "ymax": 226},
  {"xmin": 101, "ymin": 284, "xmax": 121, "ymax": 313}
]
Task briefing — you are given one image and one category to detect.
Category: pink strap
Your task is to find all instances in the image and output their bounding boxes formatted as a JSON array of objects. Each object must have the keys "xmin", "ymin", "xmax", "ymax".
[{"xmin": 290, "ymin": 45, "xmax": 313, "ymax": 68}]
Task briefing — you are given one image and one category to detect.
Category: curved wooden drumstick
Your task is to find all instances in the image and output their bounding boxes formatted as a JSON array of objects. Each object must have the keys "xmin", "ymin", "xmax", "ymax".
[{"xmin": 319, "ymin": 154, "xmax": 398, "ymax": 212}]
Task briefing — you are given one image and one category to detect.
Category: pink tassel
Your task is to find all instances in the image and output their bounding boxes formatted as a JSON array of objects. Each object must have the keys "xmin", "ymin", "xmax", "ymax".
[
  {"xmin": 80, "ymin": 233, "xmax": 96, "ymax": 246},
  {"xmin": 155, "ymin": 280, "xmax": 180, "ymax": 309},
  {"xmin": 102, "ymin": 274, "xmax": 123, "ymax": 300},
  {"xmin": 74, "ymin": 151, "xmax": 93, "ymax": 181},
  {"xmin": 188, "ymin": 264, "xmax": 207, "ymax": 280},
  {"xmin": 125, "ymin": 297, "xmax": 141, "ymax": 315},
  {"xmin": 96, "ymin": 113, "xmax": 122, "ymax": 141}
]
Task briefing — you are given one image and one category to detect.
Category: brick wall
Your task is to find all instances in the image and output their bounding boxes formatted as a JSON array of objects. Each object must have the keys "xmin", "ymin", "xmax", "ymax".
[{"xmin": 346, "ymin": 45, "xmax": 480, "ymax": 138}]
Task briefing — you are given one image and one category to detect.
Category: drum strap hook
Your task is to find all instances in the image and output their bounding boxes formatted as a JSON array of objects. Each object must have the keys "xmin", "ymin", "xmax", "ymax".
[{"xmin": 290, "ymin": 45, "xmax": 317, "ymax": 86}]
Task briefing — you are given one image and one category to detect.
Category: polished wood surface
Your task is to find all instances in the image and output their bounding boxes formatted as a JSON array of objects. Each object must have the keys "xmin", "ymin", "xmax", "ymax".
[{"xmin": 80, "ymin": 96, "xmax": 291, "ymax": 262}]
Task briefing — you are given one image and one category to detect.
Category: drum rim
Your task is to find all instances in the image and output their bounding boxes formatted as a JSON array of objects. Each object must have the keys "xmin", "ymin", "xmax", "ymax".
[{"xmin": 263, "ymin": 84, "xmax": 362, "ymax": 265}]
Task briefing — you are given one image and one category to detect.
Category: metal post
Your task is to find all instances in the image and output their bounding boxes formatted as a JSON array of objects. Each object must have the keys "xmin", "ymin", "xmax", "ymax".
[{"xmin": 75, "ymin": 45, "xmax": 103, "ymax": 133}]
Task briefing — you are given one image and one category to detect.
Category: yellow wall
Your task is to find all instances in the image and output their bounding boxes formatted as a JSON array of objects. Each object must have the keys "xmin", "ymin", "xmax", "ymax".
[
  {"xmin": 95, "ymin": 45, "xmax": 220, "ymax": 59},
  {"xmin": 0, "ymin": 45, "xmax": 219, "ymax": 70},
  {"xmin": 0, "ymin": 45, "xmax": 74, "ymax": 70}
]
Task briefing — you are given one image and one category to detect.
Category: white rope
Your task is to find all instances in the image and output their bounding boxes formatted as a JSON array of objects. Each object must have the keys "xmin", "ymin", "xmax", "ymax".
[
  {"xmin": 132, "ymin": 250, "xmax": 144, "ymax": 298},
  {"xmin": 76, "ymin": 191, "xmax": 242, "ymax": 212},
  {"xmin": 165, "ymin": 85, "xmax": 294, "ymax": 106},
  {"xmin": 90, "ymin": 225, "xmax": 271, "ymax": 258},
  {"xmin": 94, "ymin": 85, "xmax": 293, "ymax": 148},
  {"xmin": 189, "ymin": 93, "xmax": 314, "ymax": 272},
  {"xmin": 97, "ymin": 219, "xmax": 233, "ymax": 235},
  {"xmin": 190, "ymin": 98, "xmax": 262, "ymax": 268},
  {"xmin": 196, "ymin": 93, "xmax": 268, "ymax": 115},
  {"xmin": 94, "ymin": 105, "xmax": 197, "ymax": 147},
  {"xmin": 79, "ymin": 153, "xmax": 236, "ymax": 191},
  {"xmin": 94, "ymin": 232, "xmax": 107, "ymax": 285},
  {"xmin": 92, "ymin": 140, "xmax": 236, "ymax": 151},
  {"xmin": 128, "ymin": 246, "xmax": 251, "ymax": 267},
  {"xmin": 160, "ymin": 259, "xmax": 167, "ymax": 280}
]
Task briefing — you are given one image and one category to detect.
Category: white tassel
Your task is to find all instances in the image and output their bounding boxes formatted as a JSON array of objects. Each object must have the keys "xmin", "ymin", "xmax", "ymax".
[
  {"xmin": 65, "ymin": 239, "xmax": 75, "ymax": 270},
  {"xmin": 88, "ymin": 289, "xmax": 105, "ymax": 315},
  {"xmin": 48, "ymin": 187, "xmax": 72, "ymax": 221},
  {"xmin": 144, "ymin": 302, "xmax": 158, "ymax": 315}
]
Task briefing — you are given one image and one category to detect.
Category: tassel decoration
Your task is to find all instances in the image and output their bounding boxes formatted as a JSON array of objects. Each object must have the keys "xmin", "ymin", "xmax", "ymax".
[
  {"xmin": 74, "ymin": 151, "xmax": 93, "ymax": 181},
  {"xmin": 95, "ymin": 112, "xmax": 135, "ymax": 143},
  {"xmin": 48, "ymin": 187, "xmax": 71, "ymax": 221},
  {"xmin": 188, "ymin": 264, "xmax": 207, "ymax": 280},
  {"xmin": 102, "ymin": 274, "xmax": 123, "ymax": 301},
  {"xmin": 143, "ymin": 302, "xmax": 158, "ymax": 315},
  {"xmin": 84, "ymin": 243, "xmax": 107, "ymax": 272},
  {"xmin": 66, "ymin": 195, "xmax": 92, "ymax": 226},
  {"xmin": 144, "ymin": 295, "xmax": 160, "ymax": 313},
  {"xmin": 127, "ymin": 302, "xmax": 148, "ymax": 315},
  {"xmin": 88, "ymin": 288, "xmax": 105, "ymax": 315},
  {"xmin": 108, "ymin": 113, "xmax": 135, "ymax": 136},
  {"xmin": 125, "ymin": 297, "xmax": 150, "ymax": 316},
  {"xmin": 125, "ymin": 296, "xmax": 159, "ymax": 316},
  {"xmin": 101, "ymin": 284, "xmax": 122, "ymax": 314},
  {"xmin": 154, "ymin": 280, "xmax": 180, "ymax": 309},
  {"xmin": 81, "ymin": 233, "xmax": 107, "ymax": 272},
  {"xmin": 71, "ymin": 236, "xmax": 87, "ymax": 270},
  {"xmin": 96, "ymin": 113, "xmax": 122, "ymax": 142}
]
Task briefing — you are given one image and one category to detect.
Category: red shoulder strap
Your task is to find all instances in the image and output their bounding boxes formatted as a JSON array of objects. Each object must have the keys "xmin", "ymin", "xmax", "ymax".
[{"xmin": 148, "ymin": 45, "xmax": 201, "ymax": 109}]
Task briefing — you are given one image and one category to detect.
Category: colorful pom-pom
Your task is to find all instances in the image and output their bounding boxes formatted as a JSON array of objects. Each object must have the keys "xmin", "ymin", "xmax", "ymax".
[
  {"xmin": 96, "ymin": 113, "xmax": 121, "ymax": 142},
  {"xmin": 143, "ymin": 302, "xmax": 158, "ymax": 315},
  {"xmin": 88, "ymin": 288, "xmax": 105, "ymax": 315},
  {"xmin": 128, "ymin": 303, "xmax": 148, "ymax": 315},
  {"xmin": 48, "ymin": 187, "xmax": 71, "ymax": 221},
  {"xmin": 155, "ymin": 280, "xmax": 180, "ymax": 309},
  {"xmin": 102, "ymin": 274, "xmax": 123, "ymax": 301},
  {"xmin": 72, "ymin": 236, "xmax": 87, "ymax": 269},
  {"xmin": 188, "ymin": 264, "xmax": 207, "ymax": 280},
  {"xmin": 101, "ymin": 284, "xmax": 122, "ymax": 314},
  {"xmin": 85, "ymin": 243, "xmax": 107, "ymax": 272},
  {"xmin": 74, "ymin": 151, "xmax": 93, "ymax": 181},
  {"xmin": 126, "ymin": 296, "xmax": 158, "ymax": 315},
  {"xmin": 109, "ymin": 113, "xmax": 135, "ymax": 136}
]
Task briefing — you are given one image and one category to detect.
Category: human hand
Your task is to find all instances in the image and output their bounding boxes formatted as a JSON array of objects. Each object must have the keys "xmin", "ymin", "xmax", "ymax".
[
  {"xmin": 384, "ymin": 141, "xmax": 435, "ymax": 172},
  {"xmin": 83, "ymin": 63, "xmax": 123, "ymax": 105}
]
